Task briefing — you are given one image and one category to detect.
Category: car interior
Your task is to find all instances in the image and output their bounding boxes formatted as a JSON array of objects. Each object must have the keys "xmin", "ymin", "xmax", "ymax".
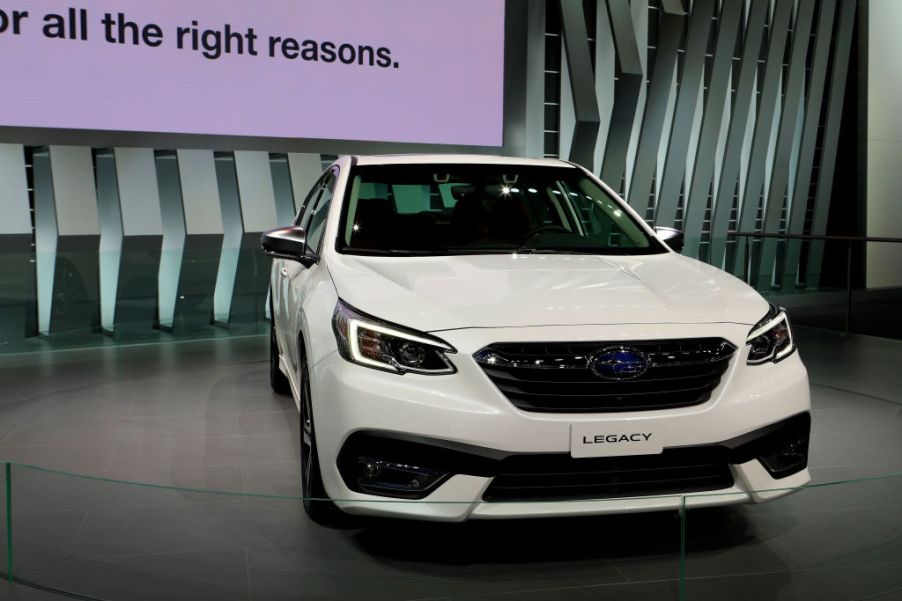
[{"xmin": 342, "ymin": 175, "xmax": 650, "ymax": 253}]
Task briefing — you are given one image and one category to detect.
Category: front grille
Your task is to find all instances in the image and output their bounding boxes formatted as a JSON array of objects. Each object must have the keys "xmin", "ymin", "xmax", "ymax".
[
  {"xmin": 483, "ymin": 447, "xmax": 735, "ymax": 502},
  {"xmin": 474, "ymin": 338, "xmax": 736, "ymax": 413}
]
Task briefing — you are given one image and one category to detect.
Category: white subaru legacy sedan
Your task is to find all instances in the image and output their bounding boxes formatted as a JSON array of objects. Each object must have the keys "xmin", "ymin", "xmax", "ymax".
[{"xmin": 262, "ymin": 154, "xmax": 811, "ymax": 522}]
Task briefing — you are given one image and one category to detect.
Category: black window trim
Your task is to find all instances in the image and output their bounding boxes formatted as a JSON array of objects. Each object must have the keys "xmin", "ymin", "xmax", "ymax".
[
  {"xmin": 302, "ymin": 165, "xmax": 339, "ymax": 255},
  {"xmin": 294, "ymin": 165, "xmax": 339, "ymax": 228}
]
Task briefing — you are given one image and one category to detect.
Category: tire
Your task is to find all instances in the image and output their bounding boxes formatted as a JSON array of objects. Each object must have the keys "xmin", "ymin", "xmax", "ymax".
[
  {"xmin": 269, "ymin": 306, "xmax": 291, "ymax": 395},
  {"xmin": 298, "ymin": 346, "xmax": 343, "ymax": 524}
]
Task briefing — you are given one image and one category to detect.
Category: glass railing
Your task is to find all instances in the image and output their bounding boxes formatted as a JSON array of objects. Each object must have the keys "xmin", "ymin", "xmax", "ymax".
[
  {"xmin": 687, "ymin": 232, "xmax": 902, "ymax": 340},
  {"xmin": 2, "ymin": 460, "xmax": 902, "ymax": 600}
]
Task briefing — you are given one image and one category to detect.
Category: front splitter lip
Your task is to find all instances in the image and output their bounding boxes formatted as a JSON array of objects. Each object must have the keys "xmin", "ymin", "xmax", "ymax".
[{"xmin": 330, "ymin": 463, "xmax": 811, "ymax": 522}]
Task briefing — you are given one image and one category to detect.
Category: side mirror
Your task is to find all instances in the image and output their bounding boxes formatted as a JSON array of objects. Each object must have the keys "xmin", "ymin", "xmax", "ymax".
[
  {"xmin": 654, "ymin": 226, "xmax": 685, "ymax": 253},
  {"xmin": 261, "ymin": 226, "xmax": 319, "ymax": 268}
]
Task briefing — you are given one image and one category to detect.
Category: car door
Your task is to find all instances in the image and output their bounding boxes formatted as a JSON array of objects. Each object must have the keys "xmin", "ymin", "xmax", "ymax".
[
  {"xmin": 282, "ymin": 168, "xmax": 336, "ymax": 372},
  {"xmin": 272, "ymin": 173, "xmax": 325, "ymax": 362}
]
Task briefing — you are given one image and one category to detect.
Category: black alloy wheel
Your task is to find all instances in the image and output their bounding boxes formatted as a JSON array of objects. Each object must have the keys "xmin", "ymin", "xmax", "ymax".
[{"xmin": 298, "ymin": 345, "xmax": 341, "ymax": 523}]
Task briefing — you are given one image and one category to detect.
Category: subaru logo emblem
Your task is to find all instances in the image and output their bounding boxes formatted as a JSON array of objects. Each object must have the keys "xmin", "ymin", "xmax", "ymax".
[{"xmin": 590, "ymin": 347, "xmax": 650, "ymax": 380}]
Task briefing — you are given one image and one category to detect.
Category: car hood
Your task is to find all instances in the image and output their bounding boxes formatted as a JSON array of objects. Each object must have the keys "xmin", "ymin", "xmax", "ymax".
[{"xmin": 326, "ymin": 252, "xmax": 768, "ymax": 332}]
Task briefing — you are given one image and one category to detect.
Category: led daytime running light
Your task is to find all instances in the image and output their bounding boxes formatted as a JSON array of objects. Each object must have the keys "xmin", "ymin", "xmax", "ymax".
[
  {"xmin": 746, "ymin": 309, "xmax": 795, "ymax": 365},
  {"xmin": 333, "ymin": 301, "xmax": 457, "ymax": 375},
  {"xmin": 746, "ymin": 312, "xmax": 787, "ymax": 341}
]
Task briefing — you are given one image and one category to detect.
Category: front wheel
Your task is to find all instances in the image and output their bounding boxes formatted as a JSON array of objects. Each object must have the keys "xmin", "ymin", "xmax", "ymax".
[{"xmin": 299, "ymin": 348, "xmax": 343, "ymax": 524}]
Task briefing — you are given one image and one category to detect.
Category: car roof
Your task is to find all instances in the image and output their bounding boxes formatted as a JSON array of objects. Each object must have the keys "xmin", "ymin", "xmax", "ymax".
[{"xmin": 351, "ymin": 154, "xmax": 575, "ymax": 168}]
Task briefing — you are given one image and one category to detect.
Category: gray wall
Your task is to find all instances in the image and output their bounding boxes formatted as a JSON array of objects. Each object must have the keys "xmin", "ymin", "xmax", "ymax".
[
  {"xmin": 0, "ymin": 147, "xmax": 326, "ymax": 342},
  {"xmin": 540, "ymin": 0, "xmax": 858, "ymax": 290},
  {"xmin": 867, "ymin": 0, "xmax": 902, "ymax": 288}
]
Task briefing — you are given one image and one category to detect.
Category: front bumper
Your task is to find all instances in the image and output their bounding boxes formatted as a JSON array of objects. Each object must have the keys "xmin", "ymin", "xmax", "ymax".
[{"xmin": 309, "ymin": 322, "xmax": 811, "ymax": 521}]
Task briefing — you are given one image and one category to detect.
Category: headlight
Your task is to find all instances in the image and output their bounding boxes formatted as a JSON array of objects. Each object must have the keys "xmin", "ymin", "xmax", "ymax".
[
  {"xmin": 746, "ymin": 305, "xmax": 795, "ymax": 365},
  {"xmin": 332, "ymin": 300, "xmax": 457, "ymax": 375}
]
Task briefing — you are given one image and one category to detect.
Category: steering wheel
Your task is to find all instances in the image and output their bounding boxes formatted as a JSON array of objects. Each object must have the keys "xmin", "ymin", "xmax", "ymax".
[{"xmin": 518, "ymin": 225, "xmax": 571, "ymax": 246}]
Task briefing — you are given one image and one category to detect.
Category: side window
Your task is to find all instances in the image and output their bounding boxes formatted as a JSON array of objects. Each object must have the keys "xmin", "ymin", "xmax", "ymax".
[
  {"xmin": 293, "ymin": 173, "xmax": 328, "ymax": 226},
  {"xmin": 304, "ymin": 172, "xmax": 335, "ymax": 254},
  {"xmin": 558, "ymin": 180, "xmax": 649, "ymax": 248}
]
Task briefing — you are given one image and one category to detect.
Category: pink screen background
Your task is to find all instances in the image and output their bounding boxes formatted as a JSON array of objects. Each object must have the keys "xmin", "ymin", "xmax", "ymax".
[{"xmin": 0, "ymin": 0, "xmax": 505, "ymax": 146}]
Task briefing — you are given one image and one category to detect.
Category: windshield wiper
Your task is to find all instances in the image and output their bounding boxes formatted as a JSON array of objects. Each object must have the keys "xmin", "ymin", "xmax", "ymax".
[
  {"xmin": 445, "ymin": 248, "xmax": 518, "ymax": 255},
  {"xmin": 341, "ymin": 246, "xmax": 638, "ymax": 257},
  {"xmin": 340, "ymin": 247, "xmax": 426, "ymax": 256},
  {"xmin": 514, "ymin": 247, "xmax": 605, "ymax": 255},
  {"xmin": 341, "ymin": 247, "xmax": 514, "ymax": 257}
]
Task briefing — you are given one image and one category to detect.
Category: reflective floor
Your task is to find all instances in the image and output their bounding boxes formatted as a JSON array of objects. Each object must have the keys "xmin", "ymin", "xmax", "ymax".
[{"xmin": 0, "ymin": 328, "xmax": 900, "ymax": 601}]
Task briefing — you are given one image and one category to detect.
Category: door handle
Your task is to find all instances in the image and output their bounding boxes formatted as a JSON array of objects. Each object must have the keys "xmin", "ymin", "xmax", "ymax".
[{"xmin": 280, "ymin": 267, "xmax": 289, "ymax": 278}]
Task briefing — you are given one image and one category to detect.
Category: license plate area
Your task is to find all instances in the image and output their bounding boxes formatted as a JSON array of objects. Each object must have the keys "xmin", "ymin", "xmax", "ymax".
[{"xmin": 570, "ymin": 423, "xmax": 663, "ymax": 458}]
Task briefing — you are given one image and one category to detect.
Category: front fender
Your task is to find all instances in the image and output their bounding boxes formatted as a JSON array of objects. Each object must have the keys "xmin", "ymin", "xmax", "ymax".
[{"xmin": 294, "ymin": 263, "xmax": 340, "ymax": 369}]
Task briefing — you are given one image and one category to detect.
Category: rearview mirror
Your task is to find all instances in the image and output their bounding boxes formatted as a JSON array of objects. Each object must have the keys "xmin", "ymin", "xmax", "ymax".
[
  {"xmin": 261, "ymin": 226, "xmax": 319, "ymax": 268},
  {"xmin": 654, "ymin": 227, "xmax": 685, "ymax": 253}
]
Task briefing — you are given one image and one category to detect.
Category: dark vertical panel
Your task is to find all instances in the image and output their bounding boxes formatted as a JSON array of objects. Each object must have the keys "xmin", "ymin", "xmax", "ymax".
[
  {"xmin": 0, "ymin": 234, "xmax": 33, "ymax": 342},
  {"xmin": 212, "ymin": 153, "xmax": 242, "ymax": 326},
  {"xmin": 756, "ymin": 0, "xmax": 817, "ymax": 288},
  {"xmin": 655, "ymin": 0, "xmax": 715, "ymax": 228},
  {"xmin": 558, "ymin": 0, "xmax": 601, "ymax": 168},
  {"xmin": 31, "ymin": 149, "xmax": 56, "ymax": 335},
  {"xmin": 94, "ymin": 150, "xmax": 123, "ymax": 334},
  {"xmin": 108, "ymin": 148, "xmax": 164, "ymax": 338},
  {"xmin": 0, "ymin": 144, "xmax": 36, "ymax": 343},
  {"xmin": 600, "ymin": 0, "xmax": 644, "ymax": 195},
  {"xmin": 604, "ymin": 0, "xmax": 642, "ymax": 77},
  {"xmin": 806, "ymin": 0, "xmax": 857, "ymax": 287},
  {"xmin": 231, "ymin": 151, "xmax": 277, "ymax": 325},
  {"xmin": 503, "ymin": 0, "xmax": 533, "ymax": 158},
  {"xmin": 682, "ymin": 0, "xmax": 743, "ymax": 258},
  {"xmin": 525, "ymin": 0, "xmax": 547, "ymax": 158},
  {"xmin": 269, "ymin": 154, "xmax": 296, "ymax": 226},
  {"xmin": 627, "ymin": 1, "xmax": 686, "ymax": 213},
  {"xmin": 731, "ymin": 0, "xmax": 794, "ymax": 277},
  {"xmin": 544, "ymin": 2, "xmax": 562, "ymax": 159},
  {"xmin": 782, "ymin": 0, "xmax": 837, "ymax": 287},
  {"xmin": 47, "ymin": 147, "xmax": 101, "ymax": 335},
  {"xmin": 155, "ymin": 152, "xmax": 186, "ymax": 332},
  {"xmin": 708, "ymin": 0, "xmax": 770, "ymax": 268},
  {"xmin": 169, "ymin": 150, "xmax": 224, "ymax": 333}
]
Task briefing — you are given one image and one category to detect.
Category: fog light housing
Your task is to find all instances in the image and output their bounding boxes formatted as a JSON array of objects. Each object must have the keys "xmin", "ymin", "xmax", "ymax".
[
  {"xmin": 757, "ymin": 433, "xmax": 810, "ymax": 478},
  {"xmin": 730, "ymin": 413, "xmax": 811, "ymax": 479},
  {"xmin": 354, "ymin": 457, "xmax": 449, "ymax": 499}
]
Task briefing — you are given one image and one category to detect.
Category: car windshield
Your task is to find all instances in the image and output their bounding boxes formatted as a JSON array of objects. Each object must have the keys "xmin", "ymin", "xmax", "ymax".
[{"xmin": 337, "ymin": 163, "xmax": 665, "ymax": 256}]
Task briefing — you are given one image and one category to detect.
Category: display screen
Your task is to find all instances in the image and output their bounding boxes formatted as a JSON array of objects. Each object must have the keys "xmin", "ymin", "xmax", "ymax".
[{"xmin": 0, "ymin": 0, "xmax": 505, "ymax": 146}]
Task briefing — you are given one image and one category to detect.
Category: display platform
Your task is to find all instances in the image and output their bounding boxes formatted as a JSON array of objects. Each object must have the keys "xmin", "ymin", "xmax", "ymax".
[{"xmin": 0, "ymin": 328, "xmax": 900, "ymax": 601}]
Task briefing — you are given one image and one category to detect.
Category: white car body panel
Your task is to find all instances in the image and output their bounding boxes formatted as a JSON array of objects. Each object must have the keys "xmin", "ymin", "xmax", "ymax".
[
  {"xmin": 327, "ymin": 252, "xmax": 768, "ymax": 332},
  {"xmin": 268, "ymin": 154, "xmax": 812, "ymax": 522}
]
